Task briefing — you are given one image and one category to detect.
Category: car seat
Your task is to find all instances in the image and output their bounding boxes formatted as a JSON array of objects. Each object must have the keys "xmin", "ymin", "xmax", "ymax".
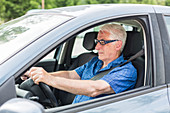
[{"xmin": 123, "ymin": 31, "xmax": 145, "ymax": 88}]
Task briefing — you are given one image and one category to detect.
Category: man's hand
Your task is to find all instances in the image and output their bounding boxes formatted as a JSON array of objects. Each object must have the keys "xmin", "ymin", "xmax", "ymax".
[
  {"xmin": 21, "ymin": 71, "xmax": 30, "ymax": 80},
  {"xmin": 21, "ymin": 75, "xmax": 28, "ymax": 80},
  {"xmin": 28, "ymin": 67, "xmax": 51, "ymax": 85}
]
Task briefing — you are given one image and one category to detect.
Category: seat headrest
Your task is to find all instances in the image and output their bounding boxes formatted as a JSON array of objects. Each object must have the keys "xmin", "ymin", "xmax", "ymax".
[
  {"xmin": 123, "ymin": 31, "xmax": 143, "ymax": 58},
  {"xmin": 83, "ymin": 32, "xmax": 98, "ymax": 51}
]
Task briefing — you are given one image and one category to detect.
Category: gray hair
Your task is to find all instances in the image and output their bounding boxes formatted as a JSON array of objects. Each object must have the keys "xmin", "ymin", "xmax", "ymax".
[{"xmin": 100, "ymin": 24, "xmax": 127, "ymax": 52}]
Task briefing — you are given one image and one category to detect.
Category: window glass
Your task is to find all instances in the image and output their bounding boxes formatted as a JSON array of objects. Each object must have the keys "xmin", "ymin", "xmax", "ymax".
[
  {"xmin": 72, "ymin": 28, "xmax": 98, "ymax": 58},
  {"xmin": 0, "ymin": 14, "xmax": 72, "ymax": 64},
  {"xmin": 41, "ymin": 49, "xmax": 56, "ymax": 60},
  {"xmin": 164, "ymin": 16, "xmax": 170, "ymax": 37},
  {"xmin": 71, "ymin": 22, "xmax": 138, "ymax": 58}
]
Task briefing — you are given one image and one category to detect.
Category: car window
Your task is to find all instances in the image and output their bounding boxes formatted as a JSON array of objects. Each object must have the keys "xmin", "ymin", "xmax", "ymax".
[
  {"xmin": 71, "ymin": 33, "xmax": 89, "ymax": 58},
  {"xmin": 72, "ymin": 22, "xmax": 141, "ymax": 58},
  {"xmin": 72, "ymin": 28, "xmax": 98, "ymax": 58},
  {"xmin": 0, "ymin": 14, "xmax": 73, "ymax": 64},
  {"xmin": 164, "ymin": 16, "xmax": 170, "ymax": 38},
  {"xmin": 16, "ymin": 18, "xmax": 146, "ymax": 110},
  {"xmin": 41, "ymin": 49, "xmax": 56, "ymax": 60},
  {"xmin": 54, "ymin": 19, "xmax": 146, "ymax": 108}
]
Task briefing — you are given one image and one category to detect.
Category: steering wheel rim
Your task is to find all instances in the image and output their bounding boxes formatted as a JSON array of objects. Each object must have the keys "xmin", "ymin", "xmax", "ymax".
[
  {"xmin": 39, "ymin": 82, "xmax": 58, "ymax": 107},
  {"xmin": 20, "ymin": 78, "xmax": 58, "ymax": 107}
]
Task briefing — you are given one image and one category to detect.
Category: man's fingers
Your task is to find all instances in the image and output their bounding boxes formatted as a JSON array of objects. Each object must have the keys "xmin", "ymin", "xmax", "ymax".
[
  {"xmin": 32, "ymin": 74, "xmax": 37, "ymax": 81},
  {"xmin": 29, "ymin": 67, "xmax": 39, "ymax": 71},
  {"xmin": 32, "ymin": 73, "xmax": 44, "ymax": 84},
  {"xmin": 34, "ymin": 78, "xmax": 40, "ymax": 85},
  {"xmin": 21, "ymin": 75, "xmax": 28, "ymax": 80},
  {"xmin": 27, "ymin": 67, "xmax": 47, "ymax": 85},
  {"xmin": 29, "ymin": 67, "xmax": 44, "ymax": 72}
]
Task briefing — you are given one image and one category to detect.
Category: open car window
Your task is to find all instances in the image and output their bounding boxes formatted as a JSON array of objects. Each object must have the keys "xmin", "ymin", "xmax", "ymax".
[{"xmin": 15, "ymin": 17, "xmax": 147, "ymax": 110}]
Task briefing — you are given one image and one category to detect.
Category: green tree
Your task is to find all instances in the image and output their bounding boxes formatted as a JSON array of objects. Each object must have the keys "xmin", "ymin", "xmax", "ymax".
[
  {"xmin": 79, "ymin": 0, "xmax": 98, "ymax": 4},
  {"xmin": 97, "ymin": 0, "xmax": 120, "ymax": 4},
  {"xmin": 54, "ymin": 0, "xmax": 72, "ymax": 7},
  {"xmin": 45, "ymin": 0, "xmax": 57, "ymax": 9},
  {"xmin": 0, "ymin": 0, "xmax": 6, "ymax": 23},
  {"xmin": 1, "ymin": 0, "xmax": 41, "ymax": 22},
  {"xmin": 166, "ymin": 0, "xmax": 170, "ymax": 5}
]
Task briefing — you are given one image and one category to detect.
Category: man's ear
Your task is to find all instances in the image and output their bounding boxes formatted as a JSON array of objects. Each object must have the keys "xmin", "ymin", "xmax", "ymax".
[{"xmin": 115, "ymin": 41, "xmax": 122, "ymax": 51}]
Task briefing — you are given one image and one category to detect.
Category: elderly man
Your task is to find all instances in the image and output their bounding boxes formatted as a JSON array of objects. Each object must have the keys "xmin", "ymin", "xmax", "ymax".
[{"xmin": 26, "ymin": 24, "xmax": 137, "ymax": 104}]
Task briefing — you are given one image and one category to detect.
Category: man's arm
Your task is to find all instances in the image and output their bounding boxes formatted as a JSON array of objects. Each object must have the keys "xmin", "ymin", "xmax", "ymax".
[
  {"xmin": 50, "ymin": 70, "xmax": 80, "ymax": 80},
  {"xmin": 25, "ymin": 67, "xmax": 80, "ymax": 80},
  {"xmin": 29, "ymin": 67, "xmax": 114, "ymax": 97},
  {"xmin": 48, "ymin": 78, "xmax": 115, "ymax": 97}
]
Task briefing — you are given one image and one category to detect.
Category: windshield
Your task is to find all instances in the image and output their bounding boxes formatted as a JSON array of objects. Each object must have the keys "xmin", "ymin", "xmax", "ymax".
[{"xmin": 0, "ymin": 13, "xmax": 73, "ymax": 64}]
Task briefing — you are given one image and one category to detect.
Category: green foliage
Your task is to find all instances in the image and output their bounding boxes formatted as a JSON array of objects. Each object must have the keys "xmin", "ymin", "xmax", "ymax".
[
  {"xmin": 0, "ymin": 0, "xmax": 169, "ymax": 24},
  {"xmin": 0, "ymin": 0, "xmax": 42, "ymax": 22},
  {"xmin": 97, "ymin": 0, "xmax": 120, "ymax": 4},
  {"xmin": 77, "ymin": 0, "xmax": 98, "ymax": 4},
  {"xmin": 166, "ymin": 0, "xmax": 170, "ymax": 5},
  {"xmin": 0, "ymin": 0, "xmax": 6, "ymax": 22}
]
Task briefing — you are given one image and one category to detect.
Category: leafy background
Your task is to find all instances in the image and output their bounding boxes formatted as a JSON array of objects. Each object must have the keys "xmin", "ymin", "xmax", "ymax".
[{"xmin": 0, "ymin": 0, "xmax": 169, "ymax": 24}]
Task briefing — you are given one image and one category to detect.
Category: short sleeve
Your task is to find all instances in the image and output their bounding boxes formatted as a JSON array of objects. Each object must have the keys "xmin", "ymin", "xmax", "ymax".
[
  {"xmin": 101, "ymin": 63, "xmax": 137, "ymax": 94},
  {"xmin": 75, "ymin": 57, "xmax": 98, "ymax": 78},
  {"xmin": 75, "ymin": 64, "xmax": 86, "ymax": 78}
]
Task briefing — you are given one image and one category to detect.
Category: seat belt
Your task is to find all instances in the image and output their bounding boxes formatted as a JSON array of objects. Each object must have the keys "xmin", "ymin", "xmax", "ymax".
[{"xmin": 91, "ymin": 47, "xmax": 144, "ymax": 80}]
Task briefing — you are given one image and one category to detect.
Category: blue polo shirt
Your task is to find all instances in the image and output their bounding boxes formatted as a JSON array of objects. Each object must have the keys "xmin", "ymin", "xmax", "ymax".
[{"xmin": 72, "ymin": 54, "xmax": 137, "ymax": 104}]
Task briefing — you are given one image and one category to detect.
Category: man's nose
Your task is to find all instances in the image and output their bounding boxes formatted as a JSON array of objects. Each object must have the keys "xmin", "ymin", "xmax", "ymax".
[{"xmin": 95, "ymin": 42, "xmax": 101, "ymax": 50}]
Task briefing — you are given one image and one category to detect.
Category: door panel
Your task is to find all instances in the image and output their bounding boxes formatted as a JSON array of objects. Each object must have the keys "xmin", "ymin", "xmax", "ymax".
[
  {"xmin": 0, "ymin": 76, "xmax": 16, "ymax": 106},
  {"xmin": 46, "ymin": 86, "xmax": 170, "ymax": 113},
  {"xmin": 79, "ymin": 86, "xmax": 170, "ymax": 113},
  {"xmin": 167, "ymin": 84, "xmax": 170, "ymax": 105}
]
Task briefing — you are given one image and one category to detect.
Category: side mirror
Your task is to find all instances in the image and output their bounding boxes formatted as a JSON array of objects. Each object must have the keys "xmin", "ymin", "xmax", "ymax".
[{"xmin": 0, "ymin": 98, "xmax": 45, "ymax": 113}]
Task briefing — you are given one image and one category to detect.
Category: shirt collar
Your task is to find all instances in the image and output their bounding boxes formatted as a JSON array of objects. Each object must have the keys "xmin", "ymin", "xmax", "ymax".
[{"xmin": 98, "ymin": 54, "xmax": 125, "ymax": 71}]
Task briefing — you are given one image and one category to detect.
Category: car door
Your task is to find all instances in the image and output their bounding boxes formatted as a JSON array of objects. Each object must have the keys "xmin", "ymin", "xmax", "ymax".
[
  {"xmin": 160, "ymin": 14, "xmax": 170, "ymax": 106},
  {"xmin": 44, "ymin": 13, "xmax": 170, "ymax": 113},
  {"xmin": 1, "ymin": 5, "xmax": 170, "ymax": 113},
  {"xmin": 77, "ymin": 86, "xmax": 170, "ymax": 113}
]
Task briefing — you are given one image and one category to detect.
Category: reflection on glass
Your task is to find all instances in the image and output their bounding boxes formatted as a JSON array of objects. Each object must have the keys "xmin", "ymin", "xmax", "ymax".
[
  {"xmin": 164, "ymin": 16, "xmax": 170, "ymax": 37},
  {"xmin": 0, "ymin": 14, "xmax": 72, "ymax": 63}
]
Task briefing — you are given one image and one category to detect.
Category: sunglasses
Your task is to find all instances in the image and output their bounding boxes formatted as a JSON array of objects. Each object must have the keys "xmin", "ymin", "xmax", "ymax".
[{"xmin": 94, "ymin": 39, "xmax": 119, "ymax": 45}]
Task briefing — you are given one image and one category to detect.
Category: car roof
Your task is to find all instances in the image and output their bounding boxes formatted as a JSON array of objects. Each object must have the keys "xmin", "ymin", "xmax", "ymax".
[{"xmin": 26, "ymin": 4, "xmax": 170, "ymax": 17}]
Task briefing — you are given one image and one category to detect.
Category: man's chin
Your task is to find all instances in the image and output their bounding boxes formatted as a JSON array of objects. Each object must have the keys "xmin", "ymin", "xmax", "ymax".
[{"xmin": 98, "ymin": 56, "xmax": 104, "ymax": 61}]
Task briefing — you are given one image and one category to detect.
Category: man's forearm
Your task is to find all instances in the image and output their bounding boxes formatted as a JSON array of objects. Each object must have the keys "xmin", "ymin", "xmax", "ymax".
[
  {"xmin": 29, "ymin": 67, "xmax": 114, "ymax": 97},
  {"xmin": 47, "ymin": 77, "xmax": 114, "ymax": 97},
  {"xmin": 50, "ymin": 70, "xmax": 80, "ymax": 80}
]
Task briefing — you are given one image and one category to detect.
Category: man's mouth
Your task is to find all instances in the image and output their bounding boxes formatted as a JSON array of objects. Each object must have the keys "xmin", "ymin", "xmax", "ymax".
[{"xmin": 98, "ymin": 51, "xmax": 104, "ymax": 55}]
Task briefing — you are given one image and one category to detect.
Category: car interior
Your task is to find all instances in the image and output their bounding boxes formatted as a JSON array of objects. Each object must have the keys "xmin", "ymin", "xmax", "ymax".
[{"xmin": 15, "ymin": 19, "xmax": 146, "ymax": 108}]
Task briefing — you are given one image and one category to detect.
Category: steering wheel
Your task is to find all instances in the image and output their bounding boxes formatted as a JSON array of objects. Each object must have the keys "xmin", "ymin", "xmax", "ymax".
[{"xmin": 19, "ymin": 78, "xmax": 58, "ymax": 107}]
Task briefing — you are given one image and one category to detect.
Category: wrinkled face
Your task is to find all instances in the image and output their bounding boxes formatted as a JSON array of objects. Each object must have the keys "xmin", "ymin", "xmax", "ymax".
[{"xmin": 95, "ymin": 30, "xmax": 120, "ymax": 63}]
